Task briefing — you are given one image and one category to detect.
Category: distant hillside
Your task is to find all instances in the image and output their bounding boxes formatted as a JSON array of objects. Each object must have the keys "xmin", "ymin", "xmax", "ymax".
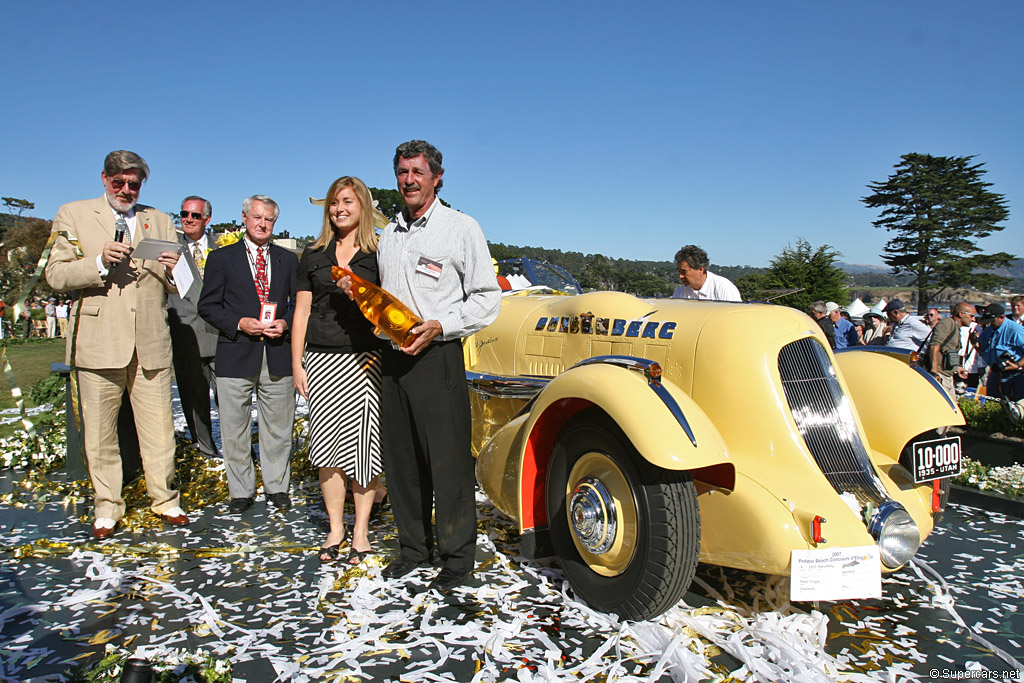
[
  {"xmin": 839, "ymin": 259, "xmax": 1024, "ymax": 291},
  {"xmin": 983, "ymin": 259, "xmax": 1024, "ymax": 290},
  {"xmin": 837, "ymin": 262, "xmax": 890, "ymax": 274}
]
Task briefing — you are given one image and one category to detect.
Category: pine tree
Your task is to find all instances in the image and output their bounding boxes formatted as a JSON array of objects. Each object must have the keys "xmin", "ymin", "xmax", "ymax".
[
  {"xmin": 741, "ymin": 239, "xmax": 847, "ymax": 312},
  {"xmin": 862, "ymin": 153, "xmax": 1012, "ymax": 313}
]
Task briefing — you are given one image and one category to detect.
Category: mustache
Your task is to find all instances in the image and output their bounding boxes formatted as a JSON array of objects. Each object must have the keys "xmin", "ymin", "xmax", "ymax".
[{"xmin": 402, "ymin": 183, "xmax": 420, "ymax": 191}]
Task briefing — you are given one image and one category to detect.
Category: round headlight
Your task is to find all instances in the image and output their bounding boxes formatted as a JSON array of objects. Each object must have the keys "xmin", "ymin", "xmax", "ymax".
[{"xmin": 869, "ymin": 502, "xmax": 921, "ymax": 568}]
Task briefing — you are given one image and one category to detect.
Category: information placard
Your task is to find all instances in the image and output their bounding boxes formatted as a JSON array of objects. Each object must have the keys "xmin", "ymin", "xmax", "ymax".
[{"xmin": 791, "ymin": 545, "xmax": 881, "ymax": 602}]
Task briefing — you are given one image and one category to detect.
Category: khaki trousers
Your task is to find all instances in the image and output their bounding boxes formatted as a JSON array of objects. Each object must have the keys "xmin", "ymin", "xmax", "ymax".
[
  {"xmin": 936, "ymin": 372, "xmax": 956, "ymax": 402},
  {"xmin": 77, "ymin": 354, "xmax": 179, "ymax": 520}
]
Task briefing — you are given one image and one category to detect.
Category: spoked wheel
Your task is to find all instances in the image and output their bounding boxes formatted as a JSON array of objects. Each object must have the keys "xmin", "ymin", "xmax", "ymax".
[{"xmin": 546, "ymin": 410, "xmax": 701, "ymax": 621}]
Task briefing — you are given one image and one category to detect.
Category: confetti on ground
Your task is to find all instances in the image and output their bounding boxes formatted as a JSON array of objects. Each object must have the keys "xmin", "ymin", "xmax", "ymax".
[{"xmin": 0, "ymin": 391, "xmax": 1021, "ymax": 681}]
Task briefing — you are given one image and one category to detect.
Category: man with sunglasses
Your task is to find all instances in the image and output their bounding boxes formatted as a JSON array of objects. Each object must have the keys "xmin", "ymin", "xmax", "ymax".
[
  {"xmin": 167, "ymin": 196, "xmax": 220, "ymax": 458},
  {"xmin": 45, "ymin": 150, "xmax": 188, "ymax": 539}
]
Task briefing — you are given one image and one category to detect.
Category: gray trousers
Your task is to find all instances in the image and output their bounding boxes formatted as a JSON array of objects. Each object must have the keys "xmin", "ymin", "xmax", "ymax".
[
  {"xmin": 216, "ymin": 352, "xmax": 295, "ymax": 498},
  {"xmin": 170, "ymin": 323, "xmax": 218, "ymax": 457}
]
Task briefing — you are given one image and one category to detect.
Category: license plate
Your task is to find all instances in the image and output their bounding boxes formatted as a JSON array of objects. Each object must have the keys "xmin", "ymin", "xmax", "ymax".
[{"xmin": 911, "ymin": 436, "xmax": 962, "ymax": 483}]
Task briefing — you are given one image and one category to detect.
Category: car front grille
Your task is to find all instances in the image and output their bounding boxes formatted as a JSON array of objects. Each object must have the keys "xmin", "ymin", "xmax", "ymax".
[{"xmin": 777, "ymin": 338, "xmax": 888, "ymax": 506}]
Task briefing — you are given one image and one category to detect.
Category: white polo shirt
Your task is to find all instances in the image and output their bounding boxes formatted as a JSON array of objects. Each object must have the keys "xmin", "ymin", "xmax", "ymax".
[{"xmin": 672, "ymin": 270, "xmax": 742, "ymax": 301}]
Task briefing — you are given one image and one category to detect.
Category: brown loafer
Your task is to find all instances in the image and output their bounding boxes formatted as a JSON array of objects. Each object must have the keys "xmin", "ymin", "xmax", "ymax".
[
  {"xmin": 160, "ymin": 508, "xmax": 190, "ymax": 526},
  {"xmin": 92, "ymin": 522, "xmax": 116, "ymax": 539}
]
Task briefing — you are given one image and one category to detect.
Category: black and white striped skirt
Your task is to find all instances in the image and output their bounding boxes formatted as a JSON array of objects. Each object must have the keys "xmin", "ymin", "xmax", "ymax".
[{"xmin": 303, "ymin": 349, "xmax": 382, "ymax": 486}]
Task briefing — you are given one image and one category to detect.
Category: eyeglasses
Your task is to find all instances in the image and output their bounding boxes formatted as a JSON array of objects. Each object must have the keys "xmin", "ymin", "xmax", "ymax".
[
  {"xmin": 180, "ymin": 211, "xmax": 205, "ymax": 220},
  {"xmin": 109, "ymin": 178, "xmax": 142, "ymax": 191}
]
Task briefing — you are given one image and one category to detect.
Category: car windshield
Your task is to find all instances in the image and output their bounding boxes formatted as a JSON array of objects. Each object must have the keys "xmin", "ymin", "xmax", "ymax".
[{"xmin": 497, "ymin": 258, "xmax": 582, "ymax": 294}]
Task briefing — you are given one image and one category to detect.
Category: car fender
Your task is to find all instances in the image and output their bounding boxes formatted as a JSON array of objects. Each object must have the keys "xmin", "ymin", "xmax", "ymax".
[
  {"xmin": 513, "ymin": 361, "xmax": 734, "ymax": 532},
  {"xmin": 834, "ymin": 347, "xmax": 964, "ymax": 463}
]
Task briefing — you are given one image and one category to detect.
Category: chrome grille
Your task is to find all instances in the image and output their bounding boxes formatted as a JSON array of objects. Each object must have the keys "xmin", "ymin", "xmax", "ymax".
[{"xmin": 778, "ymin": 338, "xmax": 887, "ymax": 506}]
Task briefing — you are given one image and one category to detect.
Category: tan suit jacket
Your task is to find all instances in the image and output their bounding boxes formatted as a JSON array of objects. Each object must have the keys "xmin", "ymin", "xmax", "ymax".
[{"xmin": 45, "ymin": 196, "xmax": 176, "ymax": 370}]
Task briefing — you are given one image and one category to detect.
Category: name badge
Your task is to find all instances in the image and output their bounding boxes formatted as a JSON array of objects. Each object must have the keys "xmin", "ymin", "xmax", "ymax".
[
  {"xmin": 416, "ymin": 256, "xmax": 443, "ymax": 279},
  {"xmin": 260, "ymin": 302, "xmax": 277, "ymax": 323}
]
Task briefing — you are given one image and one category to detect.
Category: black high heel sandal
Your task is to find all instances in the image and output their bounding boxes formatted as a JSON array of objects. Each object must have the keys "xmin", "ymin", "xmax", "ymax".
[
  {"xmin": 347, "ymin": 547, "xmax": 371, "ymax": 566},
  {"xmin": 318, "ymin": 544, "xmax": 341, "ymax": 564}
]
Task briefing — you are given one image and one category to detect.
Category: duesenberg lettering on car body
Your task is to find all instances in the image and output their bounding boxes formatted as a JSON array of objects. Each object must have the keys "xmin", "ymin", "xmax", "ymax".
[{"xmin": 464, "ymin": 289, "xmax": 962, "ymax": 621}]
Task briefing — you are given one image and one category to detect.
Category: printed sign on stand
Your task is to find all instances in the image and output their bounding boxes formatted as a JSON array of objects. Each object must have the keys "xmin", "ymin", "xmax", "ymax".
[{"xmin": 791, "ymin": 545, "xmax": 881, "ymax": 602}]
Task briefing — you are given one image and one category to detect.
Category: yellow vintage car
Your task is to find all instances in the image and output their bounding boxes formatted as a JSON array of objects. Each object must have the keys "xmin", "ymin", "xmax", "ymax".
[{"xmin": 465, "ymin": 277, "xmax": 963, "ymax": 621}]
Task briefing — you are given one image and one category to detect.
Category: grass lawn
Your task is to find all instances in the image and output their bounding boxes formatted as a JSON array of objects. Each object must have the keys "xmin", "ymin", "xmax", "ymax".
[{"xmin": 0, "ymin": 338, "xmax": 66, "ymax": 414}]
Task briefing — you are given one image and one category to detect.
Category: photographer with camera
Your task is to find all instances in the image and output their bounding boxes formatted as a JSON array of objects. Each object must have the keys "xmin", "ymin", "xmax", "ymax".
[
  {"xmin": 927, "ymin": 303, "xmax": 976, "ymax": 400},
  {"xmin": 978, "ymin": 303, "xmax": 1024, "ymax": 421}
]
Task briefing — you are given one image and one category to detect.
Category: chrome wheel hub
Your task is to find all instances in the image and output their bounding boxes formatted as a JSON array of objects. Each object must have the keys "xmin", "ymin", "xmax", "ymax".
[{"xmin": 570, "ymin": 476, "xmax": 617, "ymax": 554}]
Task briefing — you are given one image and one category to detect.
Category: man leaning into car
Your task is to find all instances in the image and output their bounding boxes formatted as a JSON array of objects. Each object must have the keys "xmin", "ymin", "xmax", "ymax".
[{"xmin": 671, "ymin": 245, "xmax": 741, "ymax": 301}]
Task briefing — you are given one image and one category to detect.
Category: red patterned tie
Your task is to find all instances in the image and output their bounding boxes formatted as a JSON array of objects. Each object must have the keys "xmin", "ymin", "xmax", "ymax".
[{"xmin": 254, "ymin": 247, "xmax": 268, "ymax": 302}]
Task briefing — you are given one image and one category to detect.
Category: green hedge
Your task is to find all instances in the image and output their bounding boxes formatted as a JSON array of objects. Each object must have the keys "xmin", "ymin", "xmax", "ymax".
[{"xmin": 958, "ymin": 396, "xmax": 1024, "ymax": 436}]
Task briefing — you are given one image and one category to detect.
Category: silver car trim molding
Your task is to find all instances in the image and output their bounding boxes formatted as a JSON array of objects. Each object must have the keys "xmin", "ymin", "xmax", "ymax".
[{"xmin": 465, "ymin": 372, "xmax": 551, "ymax": 399}]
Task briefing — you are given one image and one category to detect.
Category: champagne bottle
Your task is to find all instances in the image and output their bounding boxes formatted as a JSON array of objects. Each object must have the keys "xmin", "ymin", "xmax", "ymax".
[{"xmin": 332, "ymin": 266, "xmax": 423, "ymax": 347}]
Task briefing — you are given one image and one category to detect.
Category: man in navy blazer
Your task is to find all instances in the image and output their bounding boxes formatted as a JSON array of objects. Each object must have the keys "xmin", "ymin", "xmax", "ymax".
[{"xmin": 198, "ymin": 195, "xmax": 298, "ymax": 513}]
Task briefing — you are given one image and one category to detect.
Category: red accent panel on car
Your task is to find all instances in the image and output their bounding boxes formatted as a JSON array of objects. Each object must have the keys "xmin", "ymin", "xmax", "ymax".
[
  {"xmin": 520, "ymin": 398, "xmax": 591, "ymax": 530},
  {"xmin": 691, "ymin": 463, "xmax": 736, "ymax": 492}
]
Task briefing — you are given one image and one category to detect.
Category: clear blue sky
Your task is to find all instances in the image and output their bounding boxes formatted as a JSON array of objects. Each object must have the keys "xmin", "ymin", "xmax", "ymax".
[{"xmin": 2, "ymin": 1, "xmax": 1020, "ymax": 268}]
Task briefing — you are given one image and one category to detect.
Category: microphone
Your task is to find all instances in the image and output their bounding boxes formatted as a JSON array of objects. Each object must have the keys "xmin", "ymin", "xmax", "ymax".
[{"xmin": 112, "ymin": 214, "xmax": 127, "ymax": 269}]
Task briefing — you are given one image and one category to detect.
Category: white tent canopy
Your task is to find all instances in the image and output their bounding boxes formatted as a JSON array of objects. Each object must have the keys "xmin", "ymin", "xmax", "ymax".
[{"xmin": 844, "ymin": 298, "xmax": 870, "ymax": 320}]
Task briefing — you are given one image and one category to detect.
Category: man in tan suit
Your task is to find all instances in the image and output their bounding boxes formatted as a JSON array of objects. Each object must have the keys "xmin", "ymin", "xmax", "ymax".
[{"xmin": 45, "ymin": 150, "xmax": 189, "ymax": 539}]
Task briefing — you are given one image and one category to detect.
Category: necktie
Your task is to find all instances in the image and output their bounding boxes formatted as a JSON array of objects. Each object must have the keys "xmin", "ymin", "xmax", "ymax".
[
  {"xmin": 119, "ymin": 215, "xmax": 132, "ymax": 247},
  {"xmin": 254, "ymin": 247, "xmax": 268, "ymax": 302},
  {"xmin": 193, "ymin": 243, "xmax": 205, "ymax": 278}
]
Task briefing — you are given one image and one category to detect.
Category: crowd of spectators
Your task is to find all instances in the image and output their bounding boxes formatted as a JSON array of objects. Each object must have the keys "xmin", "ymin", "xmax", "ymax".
[
  {"xmin": 804, "ymin": 295, "xmax": 1024, "ymax": 409},
  {"xmin": 0, "ymin": 295, "xmax": 71, "ymax": 338}
]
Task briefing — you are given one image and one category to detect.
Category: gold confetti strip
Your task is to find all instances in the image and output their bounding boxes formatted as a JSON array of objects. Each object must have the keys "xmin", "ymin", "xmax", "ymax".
[
  {"xmin": 86, "ymin": 629, "xmax": 119, "ymax": 645},
  {"xmin": 64, "ymin": 652, "xmax": 95, "ymax": 663}
]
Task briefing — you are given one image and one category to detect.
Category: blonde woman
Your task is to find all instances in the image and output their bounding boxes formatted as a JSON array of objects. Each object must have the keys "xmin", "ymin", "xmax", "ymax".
[{"xmin": 292, "ymin": 176, "xmax": 383, "ymax": 565}]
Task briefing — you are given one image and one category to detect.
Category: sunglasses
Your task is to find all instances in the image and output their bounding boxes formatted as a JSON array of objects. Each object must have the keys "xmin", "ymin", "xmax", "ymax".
[
  {"xmin": 180, "ymin": 211, "xmax": 205, "ymax": 220},
  {"xmin": 108, "ymin": 178, "xmax": 142, "ymax": 191}
]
